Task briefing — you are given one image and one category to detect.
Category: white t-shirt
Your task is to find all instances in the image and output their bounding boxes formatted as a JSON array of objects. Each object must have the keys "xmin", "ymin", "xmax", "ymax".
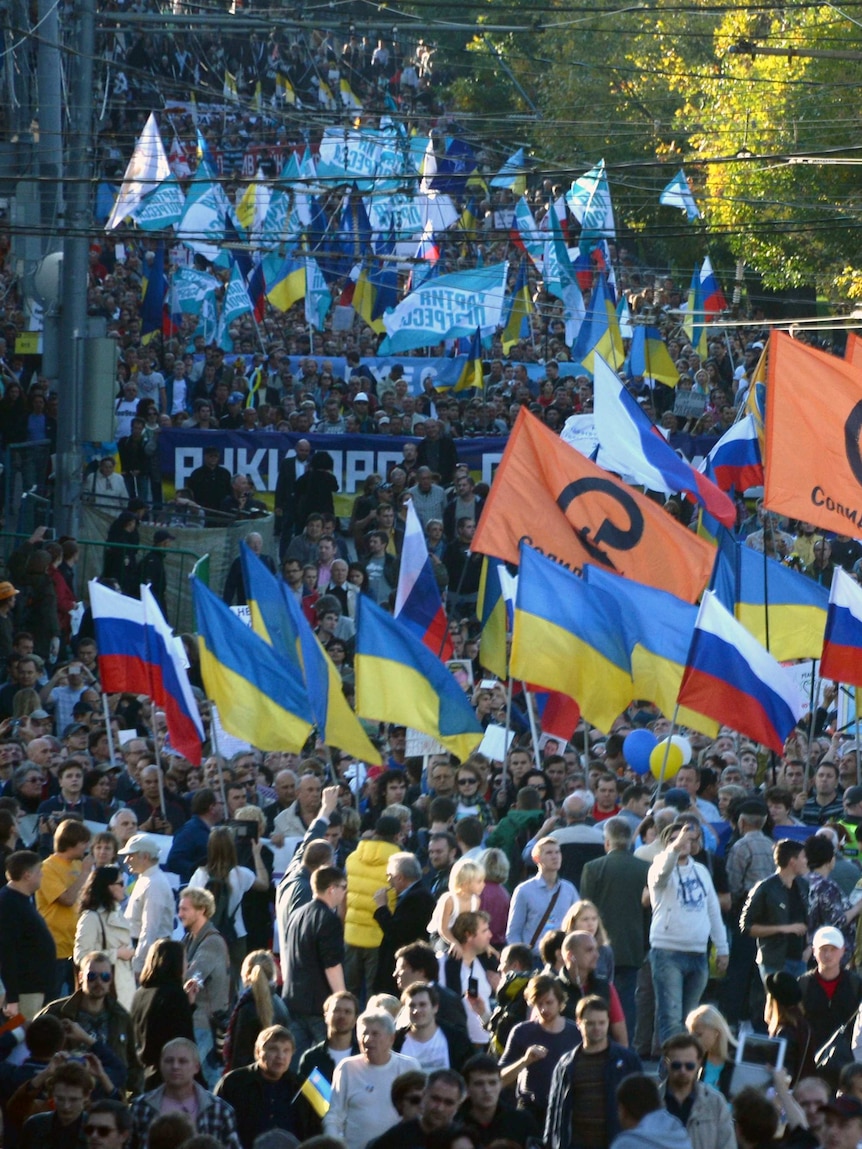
[
  {"xmin": 438, "ymin": 954, "xmax": 491, "ymax": 1045},
  {"xmin": 187, "ymin": 865, "xmax": 255, "ymax": 938},
  {"xmin": 401, "ymin": 1026, "xmax": 450, "ymax": 1070}
]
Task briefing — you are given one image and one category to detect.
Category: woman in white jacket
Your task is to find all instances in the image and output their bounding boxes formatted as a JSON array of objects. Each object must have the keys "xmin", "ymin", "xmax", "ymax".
[{"xmin": 74, "ymin": 865, "xmax": 136, "ymax": 1010}]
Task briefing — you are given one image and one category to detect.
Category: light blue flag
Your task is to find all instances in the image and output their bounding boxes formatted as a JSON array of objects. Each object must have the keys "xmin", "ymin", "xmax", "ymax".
[
  {"xmin": 304, "ymin": 257, "xmax": 331, "ymax": 331},
  {"xmin": 380, "ymin": 262, "xmax": 508, "ymax": 354},
  {"xmin": 513, "ymin": 196, "xmax": 544, "ymax": 267},
  {"xmin": 544, "ymin": 212, "xmax": 585, "ymax": 347},
  {"xmin": 131, "ymin": 175, "xmax": 185, "ymax": 231},
  {"xmin": 173, "ymin": 267, "xmax": 216, "ymax": 316},
  {"xmin": 177, "ymin": 173, "xmax": 236, "ymax": 262},
  {"xmin": 218, "ymin": 260, "xmax": 253, "ymax": 348},
  {"xmin": 490, "ymin": 148, "xmax": 526, "ymax": 190},
  {"xmin": 660, "ymin": 169, "xmax": 701, "ymax": 221},
  {"xmin": 567, "ymin": 160, "xmax": 616, "ymax": 256}
]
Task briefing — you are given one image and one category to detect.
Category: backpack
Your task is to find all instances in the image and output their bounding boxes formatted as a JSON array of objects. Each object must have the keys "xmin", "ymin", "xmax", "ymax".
[{"xmin": 205, "ymin": 877, "xmax": 240, "ymax": 947}]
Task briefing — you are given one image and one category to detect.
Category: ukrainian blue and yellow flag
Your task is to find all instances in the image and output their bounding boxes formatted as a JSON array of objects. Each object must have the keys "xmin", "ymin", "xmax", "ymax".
[
  {"xmin": 501, "ymin": 260, "xmax": 533, "ymax": 354},
  {"xmin": 192, "ymin": 578, "xmax": 314, "ymax": 751},
  {"xmin": 241, "ymin": 545, "xmax": 381, "ymax": 764},
  {"xmin": 737, "ymin": 543, "xmax": 828, "ymax": 662},
  {"xmin": 683, "ymin": 265, "xmax": 707, "ymax": 358},
  {"xmin": 511, "ymin": 544, "xmax": 633, "ymax": 734},
  {"xmin": 625, "ymin": 325, "xmax": 679, "ymax": 387},
  {"xmin": 300, "ymin": 1067, "xmax": 332, "ymax": 1118},
  {"xmin": 266, "ymin": 253, "xmax": 305, "ymax": 312},
  {"xmin": 710, "ymin": 533, "xmax": 828, "ymax": 662},
  {"xmin": 573, "ymin": 273, "xmax": 623, "ymax": 374},
  {"xmin": 454, "ymin": 328, "xmax": 484, "ymax": 392},
  {"xmin": 140, "ymin": 243, "xmax": 166, "ymax": 345},
  {"xmin": 477, "ymin": 557, "xmax": 508, "ymax": 680},
  {"xmin": 582, "ymin": 565, "xmax": 718, "ymax": 735},
  {"xmin": 355, "ymin": 596, "xmax": 483, "ymax": 761}
]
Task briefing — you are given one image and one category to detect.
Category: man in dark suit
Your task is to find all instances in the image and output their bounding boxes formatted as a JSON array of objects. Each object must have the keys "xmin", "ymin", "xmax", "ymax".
[
  {"xmin": 579, "ymin": 815, "xmax": 650, "ymax": 1043},
  {"xmin": 372, "ymin": 852, "xmax": 436, "ymax": 995},
  {"xmin": 274, "ymin": 439, "xmax": 312, "ymax": 554}
]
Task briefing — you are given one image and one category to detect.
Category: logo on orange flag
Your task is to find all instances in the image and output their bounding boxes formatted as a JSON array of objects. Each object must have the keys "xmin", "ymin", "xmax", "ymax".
[
  {"xmin": 472, "ymin": 408, "xmax": 715, "ymax": 603},
  {"xmin": 765, "ymin": 331, "xmax": 862, "ymax": 534}
]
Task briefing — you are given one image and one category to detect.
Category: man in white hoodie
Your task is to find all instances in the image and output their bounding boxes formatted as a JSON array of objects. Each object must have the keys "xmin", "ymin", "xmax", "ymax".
[
  {"xmin": 647, "ymin": 820, "xmax": 728, "ymax": 1044},
  {"xmin": 612, "ymin": 1074, "xmax": 692, "ymax": 1149}
]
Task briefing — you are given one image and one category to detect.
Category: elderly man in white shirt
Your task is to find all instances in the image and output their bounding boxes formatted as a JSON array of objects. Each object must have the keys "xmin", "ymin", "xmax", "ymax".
[{"xmin": 120, "ymin": 834, "xmax": 176, "ymax": 976}]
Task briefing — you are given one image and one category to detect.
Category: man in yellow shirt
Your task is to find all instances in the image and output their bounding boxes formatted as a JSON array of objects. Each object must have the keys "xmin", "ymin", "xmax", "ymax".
[{"xmin": 36, "ymin": 819, "xmax": 94, "ymax": 998}]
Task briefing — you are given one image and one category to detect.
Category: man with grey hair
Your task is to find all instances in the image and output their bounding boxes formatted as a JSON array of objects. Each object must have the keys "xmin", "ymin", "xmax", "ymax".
[
  {"xmin": 372, "ymin": 852, "xmax": 436, "ymax": 995},
  {"xmin": 119, "ymin": 834, "xmax": 176, "ymax": 976},
  {"xmin": 580, "ymin": 816, "xmax": 650, "ymax": 1041},
  {"xmin": 407, "ymin": 466, "xmax": 447, "ymax": 529},
  {"xmin": 222, "ymin": 530, "xmax": 276, "ymax": 605},
  {"xmin": 324, "ymin": 1009, "xmax": 420, "ymax": 1149}
]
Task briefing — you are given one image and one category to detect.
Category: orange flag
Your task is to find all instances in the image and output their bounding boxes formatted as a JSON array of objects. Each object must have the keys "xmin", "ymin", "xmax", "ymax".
[
  {"xmin": 472, "ymin": 408, "xmax": 715, "ymax": 603},
  {"xmin": 765, "ymin": 331, "xmax": 862, "ymax": 535}
]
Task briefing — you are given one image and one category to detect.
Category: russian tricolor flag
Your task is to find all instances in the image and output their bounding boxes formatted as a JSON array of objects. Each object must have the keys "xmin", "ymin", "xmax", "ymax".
[
  {"xmin": 394, "ymin": 501, "xmax": 453, "ymax": 661},
  {"xmin": 821, "ymin": 567, "xmax": 862, "ymax": 687},
  {"xmin": 700, "ymin": 413, "xmax": 764, "ymax": 493},
  {"xmin": 700, "ymin": 256, "xmax": 727, "ymax": 320},
  {"xmin": 90, "ymin": 581, "xmax": 204, "ymax": 764},
  {"xmin": 593, "ymin": 355, "xmax": 737, "ymax": 528},
  {"xmin": 678, "ymin": 591, "xmax": 804, "ymax": 754}
]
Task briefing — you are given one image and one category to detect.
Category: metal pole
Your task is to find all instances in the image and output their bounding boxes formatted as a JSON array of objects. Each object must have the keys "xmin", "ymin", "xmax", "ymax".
[
  {"xmin": 521, "ymin": 682, "xmax": 543, "ymax": 772},
  {"xmin": 55, "ymin": 0, "xmax": 95, "ymax": 537},
  {"xmin": 102, "ymin": 691, "xmax": 118, "ymax": 767},
  {"xmin": 151, "ymin": 711, "xmax": 168, "ymax": 819},
  {"xmin": 655, "ymin": 703, "xmax": 681, "ymax": 793},
  {"xmin": 500, "ymin": 675, "xmax": 514, "ymax": 791}
]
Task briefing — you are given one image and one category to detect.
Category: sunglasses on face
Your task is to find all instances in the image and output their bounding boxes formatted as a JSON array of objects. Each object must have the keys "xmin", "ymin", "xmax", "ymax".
[
  {"xmin": 669, "ymin": 1060, "xmax": 698, "ymax": 1071},
  {"xmin": 87, "ymin": 971, "xmax": 112, "ymax": 983},
  {"xmin": 85, "ymin": 1125, "xmax": 116, "ymax": 1137}
]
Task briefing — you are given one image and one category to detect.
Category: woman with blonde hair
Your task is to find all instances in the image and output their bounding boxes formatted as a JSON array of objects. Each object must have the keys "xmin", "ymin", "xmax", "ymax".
[
  {"xmin": 562, "ymin": 899, "xmax": 614, "ymax": 982},
  {"xmin": 686, "ymin": 1003, "xmax": 736, "ymax": 1098},
  {"xmin": 188, "ymin": 824, "xmax": 269, "ymax": 989},
  {"xmin": 222, "ymin": 949, "xmax": 290, "ymax": 1071},
  {"xmin": 428, "ymin": 857, "xmax": 485, "ymax": 955},
  {"xmin": 479, "ymin": 848, "xmax": 511, "ymax": 949}
]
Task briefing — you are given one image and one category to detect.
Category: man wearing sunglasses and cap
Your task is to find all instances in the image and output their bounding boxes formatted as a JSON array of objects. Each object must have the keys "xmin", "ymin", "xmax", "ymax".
[
  {"xmin": 799, "ymin": 925, "xmax": 862, "ymax": 1087},
  {"xmin": 36, "ymin": 950, "xmax": 143, "ymax": 1095}
]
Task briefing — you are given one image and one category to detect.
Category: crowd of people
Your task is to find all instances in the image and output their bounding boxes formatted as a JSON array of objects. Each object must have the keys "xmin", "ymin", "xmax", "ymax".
[{"xmin": 1, "ymin": 13, "xmax": 861, "ymax": 1149}]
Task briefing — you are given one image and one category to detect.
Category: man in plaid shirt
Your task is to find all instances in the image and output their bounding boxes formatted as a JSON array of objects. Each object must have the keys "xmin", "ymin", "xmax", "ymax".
[{"xmin": 128, "ymin": 1038, "xmax": 241, "ymax": 1149}]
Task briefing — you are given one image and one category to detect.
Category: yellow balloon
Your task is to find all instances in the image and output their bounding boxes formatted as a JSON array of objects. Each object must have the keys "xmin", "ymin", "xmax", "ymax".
[{"xmin": 650, "ymin": 739, "xmax": 684, "ymax": 780}]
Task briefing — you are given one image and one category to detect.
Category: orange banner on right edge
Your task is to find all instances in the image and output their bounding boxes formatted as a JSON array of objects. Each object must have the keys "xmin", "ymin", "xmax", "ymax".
[{"xmin": 765, "ymin": 330, "xmax": 862, "ymax": 535}]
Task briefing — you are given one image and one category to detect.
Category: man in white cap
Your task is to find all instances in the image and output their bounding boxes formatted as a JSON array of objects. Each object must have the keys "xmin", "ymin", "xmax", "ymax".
[
  {"xmin": 351, "ymin": 393, "xmax": 376, "ymax": 433},
  {"xmin": 799, "ymin": 925, "xmax": 862, "ymax": 1085},
  {"xmin": 120, "ymin": 834, "xmax": 176, "ymax": 977}
]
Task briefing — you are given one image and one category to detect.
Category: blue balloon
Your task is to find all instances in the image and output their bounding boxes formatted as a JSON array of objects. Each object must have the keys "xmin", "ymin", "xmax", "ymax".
[{"xmin": 623, "ymin": 729, "xmax": 658, "ymax": 775}]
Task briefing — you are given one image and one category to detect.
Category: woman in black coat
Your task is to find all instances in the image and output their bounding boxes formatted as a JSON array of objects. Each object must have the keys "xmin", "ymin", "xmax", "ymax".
[
  {"xmin": 129, "ymin": 938, "xmax": 197, "ymax": 1087},
  {"xmin": 102, "ymin": 510, "xmax": 140, "ymax": 595}
]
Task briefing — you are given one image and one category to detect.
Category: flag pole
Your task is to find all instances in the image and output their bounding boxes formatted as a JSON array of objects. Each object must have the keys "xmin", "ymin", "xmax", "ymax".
[
  {"xmin": 806, "ymin": 659, "xmax": 818, "ymax": 785},
  {"xmin": 102, "ymin": 691, "xmax": 118, "ymax": 768},
  {"xmin": 498, "ymin": 671, "xmax": 512, "ymax": 795},
  {"xmin": 655, "ymin": 703, "xmax": 681, "ymax": 792},
  {"xmin": 856, "ymin": 688, "xmax": 861, "ymax": 786},
  {"xmin": 208, "ymin": 709, "xmax": 230, "ymax": 813},
  {"xmin": 151, "ymin": 709, "xmax": 168, "ymax": 818},
  {"xmin": 583, "ymin": 719, "xmax": 590, "ymax": 770},
  {"xmin": 520, "ymin": 682, "xmax": 543, "ymax": 772}
]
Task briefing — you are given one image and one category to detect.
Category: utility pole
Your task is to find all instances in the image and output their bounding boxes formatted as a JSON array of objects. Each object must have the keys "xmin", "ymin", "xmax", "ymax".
[{"xmin": 56, "ymin": 0, "xmax": 96, "ymax": 535}]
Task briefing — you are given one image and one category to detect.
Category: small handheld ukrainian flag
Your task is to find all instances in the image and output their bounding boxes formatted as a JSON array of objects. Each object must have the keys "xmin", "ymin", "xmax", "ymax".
[{"xmin": 300, "ymin": 1067, "xmax": 332, "ymax": 1118}]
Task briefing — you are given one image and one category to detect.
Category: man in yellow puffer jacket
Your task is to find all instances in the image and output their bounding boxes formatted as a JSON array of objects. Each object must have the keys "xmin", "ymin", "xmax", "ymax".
[{"xmin": 344, "ymin": 814, "xmax": 404, "ymax": 1001}]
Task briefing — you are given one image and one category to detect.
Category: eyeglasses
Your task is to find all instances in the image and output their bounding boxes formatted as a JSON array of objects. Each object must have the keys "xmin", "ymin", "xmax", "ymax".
[
  {"xmin": 86, "ymin": 971, "xmax": 112, "ymax": 983},
  {"xmin": 458, "ymin": 778, "xmax": 478, "ymax": 786},
  {"xmin": 85, "ymin": 1125, "xmax": 117, "ymax": 1137},
  {"xmin": 669, "ymin": 1060, "xmax": 698, "ymax": 1072},
  {"xmin": 403, "ymin": 1095, "xmax": 424, "ymax": 1105}
]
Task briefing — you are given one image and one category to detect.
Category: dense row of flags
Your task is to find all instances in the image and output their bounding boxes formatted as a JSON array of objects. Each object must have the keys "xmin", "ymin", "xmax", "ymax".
[
  {"xmin": 87, "ymin": 322, "xmax": 862, "ymax": 759},
  {"xmin": 106, "ymin": 114, "xmax": 718, "ymax": 360}
]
